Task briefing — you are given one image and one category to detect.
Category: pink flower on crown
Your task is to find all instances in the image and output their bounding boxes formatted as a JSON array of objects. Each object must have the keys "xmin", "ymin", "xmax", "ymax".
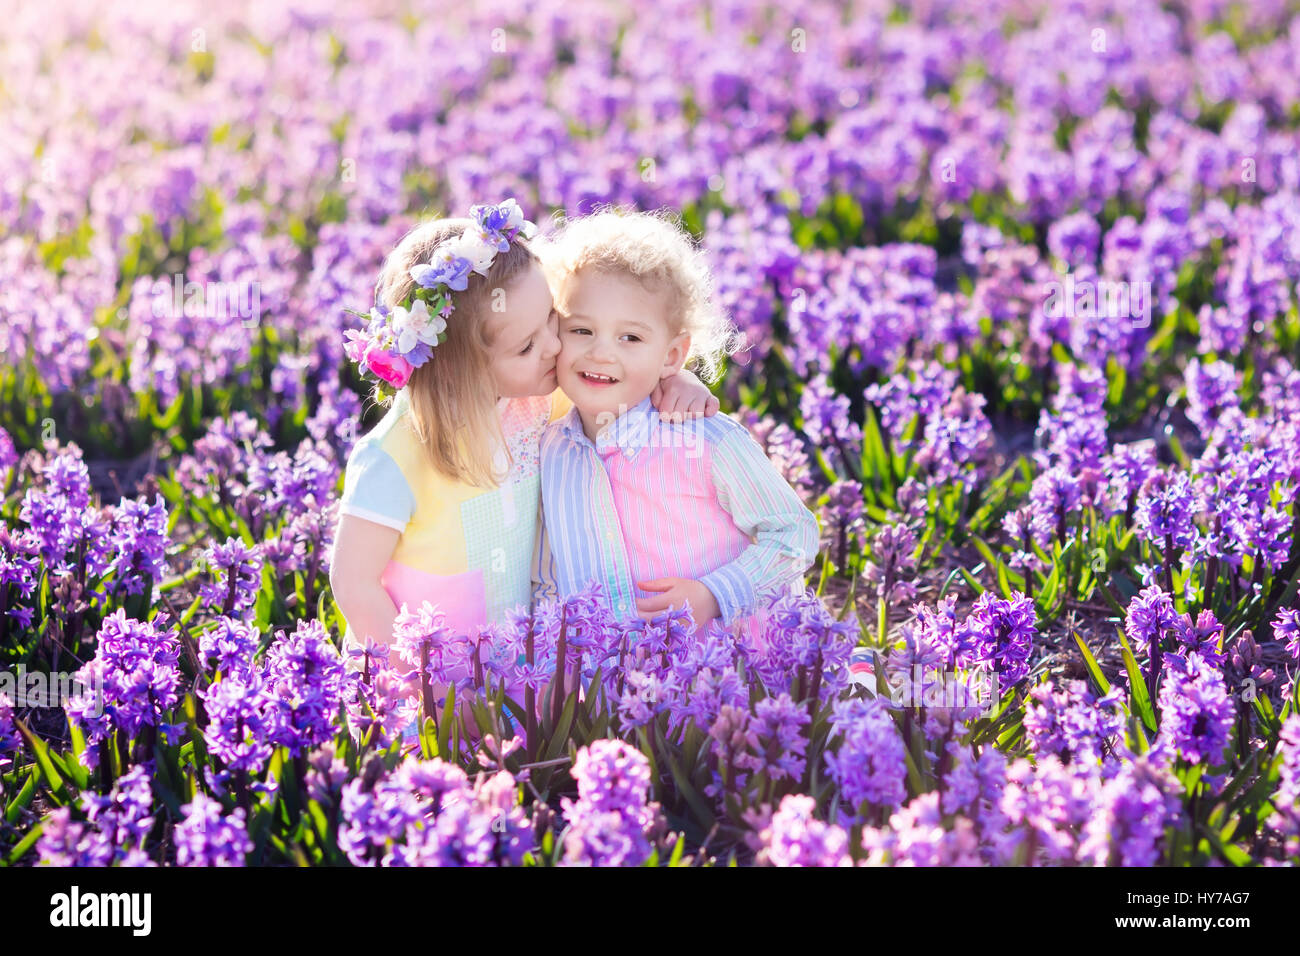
[{"xmin": 364, "ymin": 344, "xmax": 413, "ymax": 389}]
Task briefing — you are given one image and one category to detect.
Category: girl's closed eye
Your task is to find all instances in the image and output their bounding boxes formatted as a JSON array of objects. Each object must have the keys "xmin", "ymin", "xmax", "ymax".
[{"xmin": 519, "ymin": 339, "xmax": 534, "ymax": 355}]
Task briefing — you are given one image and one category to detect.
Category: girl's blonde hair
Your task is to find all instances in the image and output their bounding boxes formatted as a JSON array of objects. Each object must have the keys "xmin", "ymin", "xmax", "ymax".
[
  {"xmin": 373, "ymin": 216, "xmax": 539, "ymax": 488},
  {"xmin": 542, "ymin": 205, "xmax": 743, "ymax": 385}
]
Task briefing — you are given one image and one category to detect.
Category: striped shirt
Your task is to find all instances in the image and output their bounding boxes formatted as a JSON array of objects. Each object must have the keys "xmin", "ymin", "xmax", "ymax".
[
  {"xmin": 337, "ymin": 386, "xmax": 573, "ymax": 661},
  {"xmin": 537, "ymin": 395, "xmax": 819, "ymax": 626}
]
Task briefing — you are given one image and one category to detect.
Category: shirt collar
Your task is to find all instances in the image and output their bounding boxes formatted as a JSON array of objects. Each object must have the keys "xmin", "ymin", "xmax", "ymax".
[{"xmin": 560, "ymin": 396, "xmax": 658, "ymax": 461}]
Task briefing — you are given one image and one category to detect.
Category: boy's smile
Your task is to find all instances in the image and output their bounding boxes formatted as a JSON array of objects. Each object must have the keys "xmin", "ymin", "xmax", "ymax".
[{"xmin": 555, "ymin": 268, "xmax": 691, "ymax": 441}]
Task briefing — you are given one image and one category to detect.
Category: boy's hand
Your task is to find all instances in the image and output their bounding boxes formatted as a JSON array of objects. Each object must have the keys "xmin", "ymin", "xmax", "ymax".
[
  {"xmin": 651, "ymin": 370, "xmax": 720, "ymax": 423},
  {"xmin": 635, "ymin": 578, "xmax": 721, "ymax": 628}
]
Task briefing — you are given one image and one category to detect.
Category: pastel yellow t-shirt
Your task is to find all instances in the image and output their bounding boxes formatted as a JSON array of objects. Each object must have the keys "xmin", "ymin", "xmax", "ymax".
[{"xmin": 337, "ymin": 387, "xmax": 573, "ymax": 657}]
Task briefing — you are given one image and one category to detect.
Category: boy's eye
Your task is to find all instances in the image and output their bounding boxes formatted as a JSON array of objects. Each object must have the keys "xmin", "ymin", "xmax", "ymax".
[
  {"xmin": 568, "ymin": 327, "xmax": 590, "ymax": 335},
  {"xmin": 621, "ymin": 334, "xmax": 641, "ymax": 343}
]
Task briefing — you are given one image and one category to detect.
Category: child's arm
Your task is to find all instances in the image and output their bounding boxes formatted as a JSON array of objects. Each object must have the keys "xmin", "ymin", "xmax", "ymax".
[
  {"xmin": 651, "ymin": 368, "xmax": 720, "ymax": 422},
  {"xmin": 332, "ymin": 437, "xmax": 416, "ymax": 650},
  {"xmin": 639, "ymin": 424, "xmax": 819, "ymax": 626},
  {"xmin": 329, "ymin": 514, "xmax": 402, "ymax": 648}
]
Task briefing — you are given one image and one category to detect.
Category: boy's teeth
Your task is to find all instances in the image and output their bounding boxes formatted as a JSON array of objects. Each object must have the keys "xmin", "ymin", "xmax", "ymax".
[{"xmin": 583, "ymin": 372, "xmax": 615, "ymax": 382}]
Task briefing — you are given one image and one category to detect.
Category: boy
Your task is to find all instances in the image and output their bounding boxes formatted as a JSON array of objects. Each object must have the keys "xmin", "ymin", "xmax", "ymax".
[{"xmin": 535, "ymin": 207, "xmax": 819, "ymax": 637}]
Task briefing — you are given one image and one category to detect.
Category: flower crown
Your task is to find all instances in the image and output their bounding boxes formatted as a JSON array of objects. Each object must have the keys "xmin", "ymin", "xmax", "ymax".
[{"xmin": 343, "ymin": 198, "xmax": 538, "ymax": 391}]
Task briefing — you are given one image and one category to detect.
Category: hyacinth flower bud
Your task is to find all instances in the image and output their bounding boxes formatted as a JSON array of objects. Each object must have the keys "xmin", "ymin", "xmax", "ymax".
[{"xmin": 1229, "ymin": 629, "xmax": 1276, "ymax": 688}]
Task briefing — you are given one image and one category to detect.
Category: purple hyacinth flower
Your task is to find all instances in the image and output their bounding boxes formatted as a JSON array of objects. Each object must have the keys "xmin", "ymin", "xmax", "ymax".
[
  {"xmin": 824, "ymin": 696, "xmax": 908, "ymax": 821},
  {"xmin": 175, "ymin": 792, "xmax": 253, "ymax": 866},
  {"xmin": 754, "ymin": 794, "xmax": 852, "ymax": 867},
  {"xmin": 1274, "ymin": 608, "xmax": 1300, "ymax": 662},
  {"xmin": 560, "ymin": 739, "xmax": 661, "ymax": 867},
  {"xmin": 958, "ymin": 592, "xmax": 1037, "ymax": 686},
  {"xmin": 198, "ymin": 537, "xmax": 263, "ymax": 616},
  {"xmin": 1157, "ymin": 652, "xmax": 1235, "ymax": 767}
]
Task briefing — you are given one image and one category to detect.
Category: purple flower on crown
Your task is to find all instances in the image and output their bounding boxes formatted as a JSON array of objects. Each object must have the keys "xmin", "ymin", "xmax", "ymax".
[
  {"xmin": 470, "ymin": 197, "xmax": 534, "ymax": 250},
  {"xmin": 410, "ymin": 257, "xmax": 472, "ymax": 293}
]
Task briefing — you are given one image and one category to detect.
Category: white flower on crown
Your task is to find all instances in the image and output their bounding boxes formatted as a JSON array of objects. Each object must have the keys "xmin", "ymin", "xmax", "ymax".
[
  {"xmin": 391, "ymin": 299, "xmax": 447, "ymax": 354},
  {"xmin": 436, "ymin": 232, "xmax": 498, "ymax": 276},
  {"xmin": 499, "ymin": 197, "xmax": 526, "ymax": 231}
]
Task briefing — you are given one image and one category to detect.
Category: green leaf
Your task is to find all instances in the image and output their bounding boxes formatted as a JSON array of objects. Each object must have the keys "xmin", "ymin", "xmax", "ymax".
[
  {"xmin": 65, "ymin": 728, "xmax": 90, "ymax": 790},
  {"xmin": 150, "ymin": 389, "xmax": 186, "ymax": 430},
  {"xmin": 8, "ymin": 821, "xmax": 43, "ymax": 865},
  {"xmin": 959, "ymin": 568, "xmax": 986, "ymax": 596},
  {"xmin": 14, "ymin": 718, "xmax": 69, "ymax": 805},
  {"xmin": 1252, "ymin": 689, "xmax": 1279, "ymax": 735},
  {"xmin": 860, "ymin": 406, "xmax": 891, "ymax": 486},
  {"xmin": 1115, "ymin": 627, "xmax": 1157, "ymax": 734},
  {"xmin": 437, "ymin": 686, "xmax": 456, "ymax": 762},
  {"xmin": 1071, "ymin": 631, "xmax": 1111, "ymax": 697},
  {"xmin": 668, "ymin": 833, "xmax": 686, "ymax": 866},
  {"xmin": 901, "ymin": 736, "xmax": 927, "ymax": 796},
  {"xmin": 542, "ymin": 690, "xmax": 579, "ymax": 764},
  {"xmin": 1167, "ymin": 432, "xmax": 1189, "ymax": 470},
  {"xmin": 1201, "ymin": 822, "xmax": 1251, "ymax": 866},
  {"xmin": 5, "ymin": 771, "xmax": 37, "ymax": 823},
  {"xmin": 656, "ymin": 723, "xmax": 716, "ymax": 831},
  {"xmin": 1037, "ymin": 559, "xmax": 1061, "ymax": 615}
]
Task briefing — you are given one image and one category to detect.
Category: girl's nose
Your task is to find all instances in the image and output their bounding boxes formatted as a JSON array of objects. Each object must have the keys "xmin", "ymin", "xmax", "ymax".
[{"xmin": 542, "ymin": 326, "xmax": 561, "ymax": 361}]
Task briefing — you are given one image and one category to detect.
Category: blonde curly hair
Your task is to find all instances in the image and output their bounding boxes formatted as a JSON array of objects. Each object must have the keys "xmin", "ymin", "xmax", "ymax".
[{"xmin": 541, "ymin": 205, "xmax": 743, "ymax": 385}]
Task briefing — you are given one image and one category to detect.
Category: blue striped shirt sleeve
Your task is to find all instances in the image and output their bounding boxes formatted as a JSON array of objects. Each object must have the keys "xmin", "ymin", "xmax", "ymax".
[{"xmin": 699, "ymin": 425, "xmax": 820, "ymax": 624}]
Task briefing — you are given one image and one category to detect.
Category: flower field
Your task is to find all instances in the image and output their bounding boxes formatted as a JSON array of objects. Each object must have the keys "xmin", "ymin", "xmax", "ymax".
[{"xmin": 2, "ymin": 0, "xmax": 1300, "ymax": 867}]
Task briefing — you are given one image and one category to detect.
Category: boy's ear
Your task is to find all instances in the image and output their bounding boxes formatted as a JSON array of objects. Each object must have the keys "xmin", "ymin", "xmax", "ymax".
[{"xmin": 661, "ymin": 331, "xmax": 691, "ymax": 378}]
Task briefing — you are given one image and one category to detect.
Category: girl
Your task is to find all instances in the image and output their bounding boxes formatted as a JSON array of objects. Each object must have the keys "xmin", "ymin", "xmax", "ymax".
[
  {"xmin": 537, "ymin": 207, "xmax": 820, "ymax": 647},
  {"xmin": 329, "ymin": 199, "xmax": 716, "ymax": 740}
]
